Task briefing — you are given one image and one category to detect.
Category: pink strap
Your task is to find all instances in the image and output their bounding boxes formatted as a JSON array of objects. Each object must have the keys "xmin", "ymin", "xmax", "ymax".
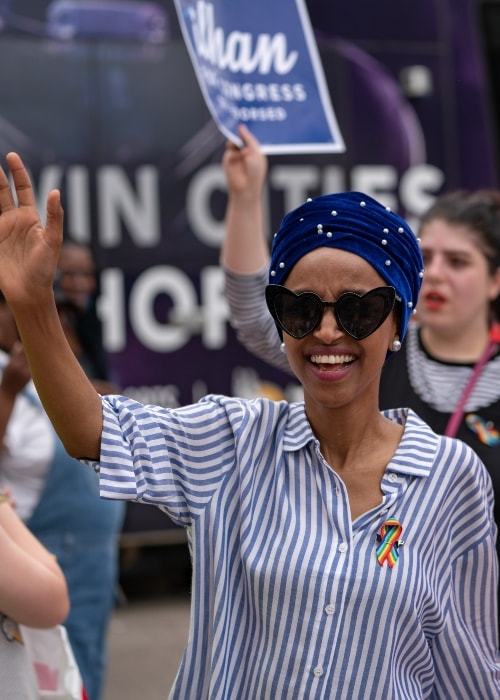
[{"xmin": 444, "ymin": 340, "xmax": 498, "ymax": 437}]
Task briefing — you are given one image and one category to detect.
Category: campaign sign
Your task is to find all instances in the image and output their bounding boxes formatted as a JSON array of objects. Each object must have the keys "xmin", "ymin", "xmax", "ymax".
[{"xmin": 173, "ymin": 0, "xmax": 345, "ymax": 154}]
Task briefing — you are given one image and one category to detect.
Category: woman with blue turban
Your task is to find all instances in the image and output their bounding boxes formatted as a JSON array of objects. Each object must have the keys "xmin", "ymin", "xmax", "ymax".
[
  {"xmin": 0, "ymin": 150, "xmax": 498, "ymax": 698},
  {"xmin": 222, "ymin": 126, "xmax": 500, "ymax": 649}
]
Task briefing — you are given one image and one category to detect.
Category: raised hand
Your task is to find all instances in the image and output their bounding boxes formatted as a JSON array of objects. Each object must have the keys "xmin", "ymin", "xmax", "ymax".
[
  {"xmin": 221, "ymin": 125, "xmax": 271, "ymax": 274},
  {"xmin": 0, "ymin": 153, "xmax": 64, "ymax": 306},
  {"xmin": 0, "ymin": 155, "xmax": 103, "ymax": 463},
  {"xmin": 222, "ymin": 124, "xmax": 268, "ymax": 199}
]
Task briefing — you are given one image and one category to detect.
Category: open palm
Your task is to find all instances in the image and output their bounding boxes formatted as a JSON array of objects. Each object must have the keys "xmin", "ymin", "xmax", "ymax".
[{"xmin": 0, "ymin": 153, "xmax": 63, "ymax": 304}]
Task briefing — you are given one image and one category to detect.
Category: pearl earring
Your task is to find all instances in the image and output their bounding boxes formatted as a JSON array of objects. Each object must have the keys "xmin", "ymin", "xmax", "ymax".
[
  {"xmin": 391, "ymin": 339, "xmax": 402, "ymax": 352},
  {"xmin": 280, "ymin": 342, "xmax": 287, "ymax": 354}
]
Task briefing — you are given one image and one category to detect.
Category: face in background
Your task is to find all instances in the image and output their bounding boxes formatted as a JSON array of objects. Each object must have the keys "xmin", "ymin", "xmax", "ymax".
[
  {"xmin": 0, "ymin": 300, "xmax": 19, "ymax": 353},
  {"xmin": 57, "ymin": 243, "xmax": 96, "ymax": 311},
  {"xmin": 282, "ymin": 247, "xmax": 398, "ymax": 417},
  {"xmin": 417, "ymin": 219, "xmax": 500, "ymax": 336}
]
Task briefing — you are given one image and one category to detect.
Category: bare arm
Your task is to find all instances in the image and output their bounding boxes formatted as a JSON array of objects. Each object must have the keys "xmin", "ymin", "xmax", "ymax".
[
  {"xmin": 221, "ymin": 127, "xmax": 292, "ymax": 372},
  {"xmin": 0, "ymin": 497, "xmax": 69, "ymax": 627},
  {"xmin": 221, "ymin": 124, "xmax": 271, "ymax": 274},
  {"xmin": 0, "ymin": 153, "xmax": 102, "ymax": 460}
]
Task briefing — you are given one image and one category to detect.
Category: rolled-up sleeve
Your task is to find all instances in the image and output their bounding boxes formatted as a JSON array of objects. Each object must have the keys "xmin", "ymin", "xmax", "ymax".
[{"xmin": 93, "ymin": 394, "xmax": 243, "ymax": 526}]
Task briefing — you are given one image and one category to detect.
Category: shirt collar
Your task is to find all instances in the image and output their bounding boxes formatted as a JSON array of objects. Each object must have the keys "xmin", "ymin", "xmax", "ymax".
[{"xmin": 282, "ymin": 404, "xmax": 437, "ymax": 480}]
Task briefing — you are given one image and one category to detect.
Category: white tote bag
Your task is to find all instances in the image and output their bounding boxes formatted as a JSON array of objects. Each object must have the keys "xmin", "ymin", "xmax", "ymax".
[{"xmin": 20, "ymin": 624, "xmax": 86, "ymax": 700}]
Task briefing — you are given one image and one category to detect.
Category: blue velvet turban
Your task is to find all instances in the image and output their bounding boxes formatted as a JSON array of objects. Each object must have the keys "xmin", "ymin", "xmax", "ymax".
[{"xmin": 268, "ymin": 191, "xmax": 424, "ymax": 341}]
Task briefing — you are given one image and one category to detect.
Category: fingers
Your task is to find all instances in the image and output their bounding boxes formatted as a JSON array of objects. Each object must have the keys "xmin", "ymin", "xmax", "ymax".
[
  {"xmin": 237, "ymin": 124, "xmax": 261, "ymax": 150},
  {"xmin": 0, "ymin": 162, "xmax": 16, "ymax": 212},
  {"xmin": 46, "ymin": 189, "xmax": 62, "ymax": 218},
  {"xmin": 4, "ymin": 152, "xmax": 36, "ymax": 208},
  {"xmin": 45, "ymin": 189, "xmax": 64, "ymax": 243},
  {"xmin": 225, "ymin": 125, "xmax": 261, "ymax": 154},
  {"xmin": 0, "ymin": 152, "xmax": 63, "ymax": 237},
  {"xmin": 0, "ymin": 152, "xmax": 37, "ymax": 213}
]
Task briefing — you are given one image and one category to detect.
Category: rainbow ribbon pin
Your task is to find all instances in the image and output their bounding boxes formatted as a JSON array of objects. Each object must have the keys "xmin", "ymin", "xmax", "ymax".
[
  {"xmin": 376, "ymin": 518, "xmax": 403, "ymax": 568},
  {"xmin": 465, "ymin": 414, "xmax": 500, "ymax": 447}
]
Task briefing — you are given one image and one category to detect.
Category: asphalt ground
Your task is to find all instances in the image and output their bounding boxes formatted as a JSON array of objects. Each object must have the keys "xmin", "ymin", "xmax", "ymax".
[
  {"xmin": 103, "ymin": 538, "xmax": 192, "ymax": 700},
  {"xmin": 103, "ymin": 592, "xmax": 191, "ymax": 700}
]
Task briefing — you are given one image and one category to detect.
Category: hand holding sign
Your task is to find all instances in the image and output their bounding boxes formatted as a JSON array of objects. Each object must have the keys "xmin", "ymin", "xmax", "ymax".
[{"xmin": 174, "ymin": 0, "xmax": 345, "ymax": 154}]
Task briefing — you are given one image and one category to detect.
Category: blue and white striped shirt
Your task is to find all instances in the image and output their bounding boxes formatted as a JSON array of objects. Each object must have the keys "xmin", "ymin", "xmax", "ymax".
[{"xmin": 92, "ymin": 395, "xmax": 500, "ymax": 699}]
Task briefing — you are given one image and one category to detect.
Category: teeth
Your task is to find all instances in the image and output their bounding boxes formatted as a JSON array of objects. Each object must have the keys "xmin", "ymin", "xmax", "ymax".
[{"xmin": 311, "ymin": 354, "xmax": 354, "ymax": 364}]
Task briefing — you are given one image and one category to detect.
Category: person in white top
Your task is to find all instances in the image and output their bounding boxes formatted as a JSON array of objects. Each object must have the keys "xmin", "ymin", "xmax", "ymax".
[{"xmin": 0, "ymin": 490, "xmax": 69, "ymax": 699}]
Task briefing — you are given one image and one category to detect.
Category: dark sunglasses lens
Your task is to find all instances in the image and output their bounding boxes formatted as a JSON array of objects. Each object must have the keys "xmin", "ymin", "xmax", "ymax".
[
  {"xmin": 275, "ymin": 292, "xmax": 322, "ymax": 338},
  {"xmin": 337, "ymin": 289, "xmax": 394, "ymax": 339}
]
